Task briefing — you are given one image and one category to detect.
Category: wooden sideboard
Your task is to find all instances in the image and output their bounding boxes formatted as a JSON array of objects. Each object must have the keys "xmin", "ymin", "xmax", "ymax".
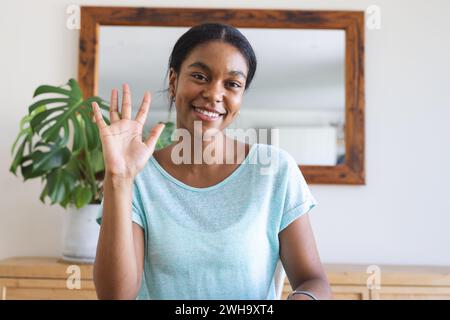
[
  {"xmin": 1, "ymin": 257, "xmax": 450, "ymax": 300},
  {"xmin": 0, "ymin": 257, "xmax": 96, "ymax": 300},
  {"xmin": 282, "ymin": 264, "xmax": 450, "ymax": 300}
]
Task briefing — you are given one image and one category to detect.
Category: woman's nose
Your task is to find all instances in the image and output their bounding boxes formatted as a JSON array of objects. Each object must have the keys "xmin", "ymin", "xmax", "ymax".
[{"xmin": 202, "ymin": 82, "xmax": 223, "ymax": 103}]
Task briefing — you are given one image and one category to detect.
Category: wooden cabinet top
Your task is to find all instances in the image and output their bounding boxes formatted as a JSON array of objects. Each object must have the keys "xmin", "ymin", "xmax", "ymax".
[
  {"xmin": 0, "ymin": 257, "xmax": 94, "ymax": 280},
  {"xmin": 1, "ymin": 257, "xmax": 450, "ymax": 287},
  {"xmin": 324, "ymin": 263, "xmax": 450, "ymax": 287}
]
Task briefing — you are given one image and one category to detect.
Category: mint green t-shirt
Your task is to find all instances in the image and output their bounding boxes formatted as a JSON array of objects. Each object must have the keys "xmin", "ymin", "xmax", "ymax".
[{"xmin": 97, "ymin": 143, "xmax": 317, "ymax": 299}]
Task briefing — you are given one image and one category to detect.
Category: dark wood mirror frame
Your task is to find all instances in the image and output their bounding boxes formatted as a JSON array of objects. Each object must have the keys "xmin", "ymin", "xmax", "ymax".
[{"xmin": 78, "ymin": 6, "xmax": 365, "ymax": 185}]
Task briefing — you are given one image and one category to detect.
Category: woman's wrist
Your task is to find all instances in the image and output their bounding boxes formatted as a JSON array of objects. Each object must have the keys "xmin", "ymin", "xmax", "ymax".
[
  {"xmin": 287, "ymin": 290, "xmax": 318, "ymax": 300},
  {"xmin": 105, "ymin": 172, "xmax": 134, "ymax": 189}
]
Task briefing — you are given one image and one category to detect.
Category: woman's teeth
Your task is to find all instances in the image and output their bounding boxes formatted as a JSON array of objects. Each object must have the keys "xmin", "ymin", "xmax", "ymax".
[{"xmin": 193, "ymin": 107, "xmax": 223, "ymax": 118}]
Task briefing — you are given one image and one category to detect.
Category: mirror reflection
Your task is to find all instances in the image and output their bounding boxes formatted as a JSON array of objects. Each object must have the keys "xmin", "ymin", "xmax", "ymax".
[{"xmin": 99, "ymin": 26, "xmax": 345, "ymax": 165}]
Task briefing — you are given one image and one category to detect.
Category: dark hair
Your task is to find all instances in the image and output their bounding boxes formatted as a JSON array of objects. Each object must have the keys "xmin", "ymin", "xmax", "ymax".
[{"xmin": 166, "ymin": 23, "xmax": 257, "ymax": 112}]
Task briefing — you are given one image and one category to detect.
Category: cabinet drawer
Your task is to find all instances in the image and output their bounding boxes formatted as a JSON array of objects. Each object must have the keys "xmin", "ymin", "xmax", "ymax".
[
  {"xmin": 0, "ymin": 278, "xmax": 97, "ymax": 300},
  {"xmin": 371, "ymin": 286, "xmax": 450, "ymax": 300},
  {"xmin": 331, "ymin": 285, "xmax": 369, "ymax": 300},
  {"xmin": 282, "ymin": 280, "xmax": 369, "ymax": 300}
]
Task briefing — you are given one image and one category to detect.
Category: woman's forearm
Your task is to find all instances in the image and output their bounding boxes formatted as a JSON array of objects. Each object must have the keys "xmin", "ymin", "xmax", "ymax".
[{"xmin": 93, "ymin": 173, "xmax": 140, "ymax": 299}]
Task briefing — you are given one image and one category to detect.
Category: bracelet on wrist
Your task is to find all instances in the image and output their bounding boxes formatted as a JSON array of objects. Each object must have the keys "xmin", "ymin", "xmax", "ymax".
[{"xmin": 287, "ymin": 290, "xmax": 318, "ymax": 300}]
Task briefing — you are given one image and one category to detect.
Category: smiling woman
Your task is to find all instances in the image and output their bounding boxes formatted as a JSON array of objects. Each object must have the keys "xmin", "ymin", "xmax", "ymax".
[
  {"xmin": 93, "ymin": 21, "xmax": 331, "ymax": 300},
  {"xmin": 166, "ymin": 23, "xmax": 256, "ymax": 137}
]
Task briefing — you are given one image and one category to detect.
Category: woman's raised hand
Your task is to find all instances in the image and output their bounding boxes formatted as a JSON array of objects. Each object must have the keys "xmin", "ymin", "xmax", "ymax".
[{"xmin": 91, "ymin": 84, "xmax": 165, "ymax": 179}]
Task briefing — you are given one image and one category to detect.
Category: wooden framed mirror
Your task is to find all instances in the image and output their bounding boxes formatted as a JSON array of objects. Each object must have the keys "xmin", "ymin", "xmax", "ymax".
[{"xmin": 78, "ymin": 6, "xmax": 365, "ymax": 185}]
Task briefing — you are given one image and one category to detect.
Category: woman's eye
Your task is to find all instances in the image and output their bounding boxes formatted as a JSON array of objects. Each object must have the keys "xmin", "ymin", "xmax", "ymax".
[
  {"xmin": 228, "ymin": 82, "xmax": 241, "ymax": 88},
  {"xmin": 192, "ymin": 74, "xmax": 207, "ymax": 81},
  {"xmin": 191, "ymin": 74, "xmax": 241, "ymax": 88}
]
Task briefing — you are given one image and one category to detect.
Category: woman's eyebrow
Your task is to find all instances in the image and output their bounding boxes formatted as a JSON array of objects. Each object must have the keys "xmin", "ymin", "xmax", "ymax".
[{"xmin": 188, "ymin": 61, "xmax": 247, "ymax": 79}]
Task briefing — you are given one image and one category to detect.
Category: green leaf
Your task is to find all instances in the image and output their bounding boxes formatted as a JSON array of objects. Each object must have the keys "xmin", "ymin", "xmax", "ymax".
[
  {"xmin": 64, "ymin": 157, "xmax": 82, "ymax": 181},
  {"xmin": 30, "ymin": 106, "xmax": 65, "ymax": 134},
  {"xmin": 60, "ymin": 122, "xmax": 70, "ymax": 147},
  {"xmin": 155, "ymin": 121, "xmax": 175, "ymax": 150},
  {"xmin": 40, "ymin": 98, "xmax": 83, "ymax": 143},
  {"xmin": 68, "ymin": 78, "xmax": 83, "ymax": 99},
  {"xmin": 46, "ymin": 169, "xmax": 66, "ymax": 205},
  {"xmin": 83, "ymin": 96, "xmax": 109, "ymax": 109},
  {"xmin": 11, "ymin": 105, "xmax": 46, "ymax": 155},
  {"xmin": 39, "ymin": 181, "xmax": 48, "ymax": 204},
  {"xmin": 11, "ymin": 130, "xmax": 30, "ymax": 155},
  {"xmin": 9, "ymin": 137, "xmax": 28, "ymax": 175},
  {"xmin": 31, "ymin": 142, "xmax": 71, "ymax": 173},
  {"xmin": 21, "ymin": 164, "xmax": 45, "ymax": 180},
  {"xmin": 33, "ymin": 85, "xmax": 71, "ymax": 98},
  {"xmin": 70, "ymin": 114, "xmax": 84, "ymax": 153},
  {"xmin": 60, "ymin": 170, "xmax": 77, "ymax": 208},
  {"xmin": 28, "ymin": 98, "xmax": 69, "ymax": 114},
  {"xmin": 74, "ymin": 185, "xmax": 93, "ymax": 208},
  {"xmin": 91, "ymin": 147, "xmax": 105, "ymax": 173},
  {"xmin": 78, "ymin": 109, "xmax": 99, "ymax": 150}
]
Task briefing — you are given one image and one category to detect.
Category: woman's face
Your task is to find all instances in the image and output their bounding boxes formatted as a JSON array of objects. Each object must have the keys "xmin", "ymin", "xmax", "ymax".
[{"xmin": 169, "ymin": 41, "xmax": 249, "ymax": 137}]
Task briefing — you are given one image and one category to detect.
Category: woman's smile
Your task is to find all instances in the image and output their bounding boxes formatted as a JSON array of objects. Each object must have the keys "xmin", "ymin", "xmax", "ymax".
[{"xmin": 191, "ymin": 105, "xmax": 226, "ymax": 122}]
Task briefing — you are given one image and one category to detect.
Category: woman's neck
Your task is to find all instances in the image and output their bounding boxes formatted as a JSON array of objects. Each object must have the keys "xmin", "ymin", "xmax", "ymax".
[{"xmin": 160, "ymin": 134, "xmax": 249, "ymax": 175}]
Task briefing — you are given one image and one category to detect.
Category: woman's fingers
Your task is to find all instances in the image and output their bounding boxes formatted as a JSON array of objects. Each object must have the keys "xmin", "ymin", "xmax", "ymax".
[
  {"xmin": 109, "ymin": 85, "xmax": 152, "ymax": 126},
  {"xmin": 109, "ymin": 89, "xmax": 120, "ymax": 122},
  {"xmin": 135, "ymin": 91, "xmax": 151, "ymax": 125},
  {"xmin": 144, "ymin": 123, "xmax": 166, "ymax": 152},
  {"xmin": 92, "ymin": 102, "xmax": 108, "ymax": 131},
  {"xmin": 121, "ymin": 83, "xmax": 132, "ymax": 120}
]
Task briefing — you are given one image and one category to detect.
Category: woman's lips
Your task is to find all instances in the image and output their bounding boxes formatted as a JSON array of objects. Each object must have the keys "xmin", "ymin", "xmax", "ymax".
[{"xmin": 191, "ymin": 105, "xmax": 225, "ymax": 122}]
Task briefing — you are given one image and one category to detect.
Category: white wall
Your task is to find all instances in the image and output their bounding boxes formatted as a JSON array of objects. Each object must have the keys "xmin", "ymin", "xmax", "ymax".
[{"xmin": 1, "ymin": 0, "xmax": 449, "ymax": 266}]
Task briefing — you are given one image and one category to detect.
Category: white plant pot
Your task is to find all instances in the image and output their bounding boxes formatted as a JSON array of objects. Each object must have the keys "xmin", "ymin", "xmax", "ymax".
[{"xmin": 62, "ymin": 204, "xmax": 100, "ymax": 264}]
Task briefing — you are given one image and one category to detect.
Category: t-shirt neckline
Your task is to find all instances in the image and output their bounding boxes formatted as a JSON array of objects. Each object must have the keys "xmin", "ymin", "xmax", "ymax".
[{"xmin": 149, "ymin": 143, "xmax": 257, "ymax": 192}]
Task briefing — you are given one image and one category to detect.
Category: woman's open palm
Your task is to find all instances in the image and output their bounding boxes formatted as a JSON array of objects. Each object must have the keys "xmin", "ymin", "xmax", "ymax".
[{"xmin": 92, "ymin": 84, "xmax": 165, "ymax": 179}]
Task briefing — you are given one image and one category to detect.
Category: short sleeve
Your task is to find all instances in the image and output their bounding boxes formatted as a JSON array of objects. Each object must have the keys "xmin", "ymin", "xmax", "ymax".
[
  {"xmin": 96, "ymin": 180, "xmax": 146, "ymax": 229},
  {"xmin": 279, "ymin": 154, "xmax": 318, "ymax": 232}
]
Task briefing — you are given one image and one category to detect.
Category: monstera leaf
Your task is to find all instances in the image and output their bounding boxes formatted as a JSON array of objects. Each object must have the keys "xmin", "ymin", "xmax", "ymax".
[
  {"xmin": 10, "ymin": 78, "xmax": 175, "ymax": 209},
  {"xmin": 155, "ymin": 121, "xmax": 175, "ymax": 150},
  {"xmin": 10, "ymin": 78, "xmax": 110, "ymax": 208}
]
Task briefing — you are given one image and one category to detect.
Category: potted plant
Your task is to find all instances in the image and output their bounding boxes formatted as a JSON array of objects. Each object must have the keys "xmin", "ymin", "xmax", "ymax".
[{"xmin": 10, "ymin": 78, "xmax": 174, "ymax": 263}]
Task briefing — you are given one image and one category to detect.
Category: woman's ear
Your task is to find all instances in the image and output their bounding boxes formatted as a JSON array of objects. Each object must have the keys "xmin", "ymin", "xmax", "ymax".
[{"xmin": 168, "ymin": 68, "xmax": 177, "ymax": 98}]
